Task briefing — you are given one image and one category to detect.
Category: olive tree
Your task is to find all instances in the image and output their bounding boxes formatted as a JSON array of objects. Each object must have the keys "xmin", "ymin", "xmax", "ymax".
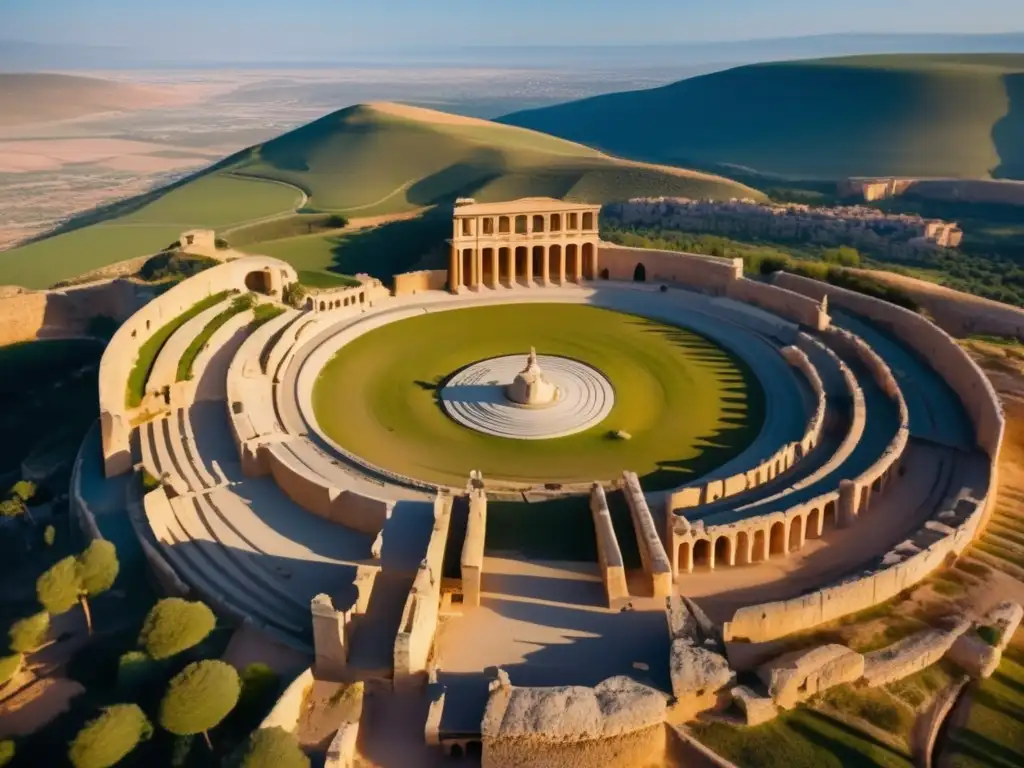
[
  {"xmin": 68, "ymin": 703, "xmax": 152, "ymax": 768},
  {"xmin": 0, "ymin": 654, "xmax": 23, "ymax": 686},
  {"xmin": 138, "ymin": 598, "xmax": 215, "ymax": 660},
  {"xmin": 235, "ymin": 727, "xmax": 309, "ymax": 768},
  {"xmin": 159, "ymin": 660, "xmax": 240, "ymax": 749},
  {"xmin": 36, "ymin": 541, "xmax": 119, "ymax": 634},
  {"xmin": 8, "ymin": 611, "xmax": 49, "ymax": 653}
]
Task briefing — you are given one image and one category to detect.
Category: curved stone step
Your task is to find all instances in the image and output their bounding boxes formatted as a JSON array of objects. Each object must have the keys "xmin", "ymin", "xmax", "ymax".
[
  {"xmin": 148, "ymin": 499, "xmax": 307, "ymax": 638},
  {"xmin": 169, "ymin": 496, "xmax": 305, "ymax": 629}
]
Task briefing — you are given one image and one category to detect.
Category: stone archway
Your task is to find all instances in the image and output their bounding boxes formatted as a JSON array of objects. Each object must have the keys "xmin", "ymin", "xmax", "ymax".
[
  {"xmin": 736, "ymin": 531, "xmax": 751, "ymax": 565},
  {"xmin": 752, "ymin": 529, "xmax": 766, "ymax": 562},
  {"xmin": 769, "ymin": 521, "xmax": 786, "ymax": 557},
  {"xmin": 806, "ymin": 508, "xmax": 822, "ymax": 539},
  {"xmin": 693, "ymin": 539, "xmax": 711, "ymax": 569},
  {"xmin": 788, "ymin": 516, "xmax": 804, "ymax": 552},
  {"xmin": 633, "ymin": 262, "xmax": 647, "ymax": 282},
  {"xmin": 244, "ymin": 269, "xmax": 273, "ymax": 294},
  {"xmin": 824, "ymin": 500, "xmax": 838, "ymax": 531},
  {"xmin": 714, "ymin": 536, "xmax": 732, "ymax": 568},
  {"xmin": 678, "ymin": 542, "xmax": 691, "ymax": 573}
]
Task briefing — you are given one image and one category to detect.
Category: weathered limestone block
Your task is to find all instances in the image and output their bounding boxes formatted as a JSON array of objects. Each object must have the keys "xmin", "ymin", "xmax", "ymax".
[
  {"xmin": 758, "ymin": 644, "xmax": 864, "ymax": 709},
  {"xmin": 731, "ymin": 685, "xmax": 778, "ymax": 726},
  {"xmin": 481, "ymin": 674, "xmax": 667, "ymax": 743},
  {"xmin": 670, "ymin": 638, "xmax": 736, "ymax": 700},
  {"xmin": 863, "ymin": 619, "xmax": 971, "ymax": 687},
  {"xmin": 311, "ymin": 594, "xmax": 349, "ymax": 681},
  {"xmin": 947, "ymin": 602, "xmax": 1023, "ymax": 678},
  {"xmin": 324, "ymin": 721, "xmax": 359, "ymax": 768}
]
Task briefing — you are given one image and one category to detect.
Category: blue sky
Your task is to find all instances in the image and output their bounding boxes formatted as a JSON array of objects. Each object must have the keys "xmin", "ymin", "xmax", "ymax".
[{"xmin": 4, "ymin": 0, "xmax": 1023, "ymax": 52}]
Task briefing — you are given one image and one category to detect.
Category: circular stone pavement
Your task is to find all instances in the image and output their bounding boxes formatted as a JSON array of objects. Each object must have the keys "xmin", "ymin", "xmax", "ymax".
[{"xmin": 440, "ymin": 354, "xmax": 615, "ymax": 440}]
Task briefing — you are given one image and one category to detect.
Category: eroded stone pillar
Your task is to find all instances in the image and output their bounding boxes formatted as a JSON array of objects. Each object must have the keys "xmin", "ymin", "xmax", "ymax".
[
  {"xmin": 448, "ymin": 245, "xmax": 460, "ymax": 293},
  {"xmin": 838, "ymin": 480, "xmax": 858, "ymax": 528}
]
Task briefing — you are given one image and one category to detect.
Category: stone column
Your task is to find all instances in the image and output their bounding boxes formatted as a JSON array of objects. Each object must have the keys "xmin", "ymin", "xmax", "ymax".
[
  {"xmin": 490, "ymin": 248, "xmax": 499, "ymax": 289},
  {"xmin": 574, "ymin": 244, "xmax": 583, "ymax": 282},
  {"xmin": 707, "ymin": 540, "xmax": 716, "ymax": 571},
  {"xmin": 471, "ymin": 248, "xmax": 480, "ymax": 289},
  {"xmin": 541, "ymin": 245, "xmax": 550, "ymax": 284},
  {"xmin": 591, "ymin": 243, "xmax": 599, "ymax": 280},
  {"xmin": 838, "ymin": 480, "xmax": 858, "ymax": 527},
  {"xmin": 525, "ymin": 248, "xmax": 533, "ymax": 285},
  {"xmin": 504, "ymin": 249, "xmax": 514, "ymax": 286},
  {"xmin": 448, "ymin": 245, "xmax": 460, "ymax": 293},
  {"xmin": 558, "ymin": 247, "xmax": 566, "ymax": 284}
]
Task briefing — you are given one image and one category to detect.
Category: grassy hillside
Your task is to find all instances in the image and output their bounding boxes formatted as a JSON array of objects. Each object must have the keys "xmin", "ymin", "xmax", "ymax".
[
  {"xmin": 0, "ymin": 102, "xmax": 759, "ymax": 288},
  {"xmin": 501, "ymin": 54, "xmax": 1024, "ymax": 181}
]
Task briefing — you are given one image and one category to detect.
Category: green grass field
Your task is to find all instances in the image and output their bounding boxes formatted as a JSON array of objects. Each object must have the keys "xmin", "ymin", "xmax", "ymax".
[
  {"xmin": 0, "ymin": 103, "xmax": 759, "ymax": 289},
  {"xmin": 941, "ymin": 645, "xmax": 1024, "ymax": 768},
  {"xmin": 0, "ymin": 175, "xmax": 302, "ymax": 289},
  {"xmin": 502, "ymin": 54, "xmax": 1024, "ymax": 180},
  {"xmin": 311, "ymin": 303, "xmax": 763, "ymax": 488},
  {"xmin": 690, "ymin": 707, "xmax": 914, "ymax": 768}
]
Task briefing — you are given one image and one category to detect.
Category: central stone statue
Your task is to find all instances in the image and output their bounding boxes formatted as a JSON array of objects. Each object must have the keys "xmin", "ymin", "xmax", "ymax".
[{"xmin": 506, "ymin": 347, "xmax": 559, "ymax": 407}]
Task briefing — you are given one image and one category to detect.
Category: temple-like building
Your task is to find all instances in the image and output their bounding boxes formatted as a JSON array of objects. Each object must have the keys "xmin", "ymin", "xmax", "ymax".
[{"xmin": 447, "ymin": 197, "xmax": 601, "ymax": 292}]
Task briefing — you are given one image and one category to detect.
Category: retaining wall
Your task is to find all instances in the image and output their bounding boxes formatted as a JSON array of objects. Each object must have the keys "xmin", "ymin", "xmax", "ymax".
[
  {"xmin": 589, "ymin": 484, "xmax": 629, "ymax": 608},
  {"xmin": 394, "ymin": 269, "xmax": 449, "ymax": 296},
  {"xmin": 461, "ymin": 488, "xmax": 488, "ymax": 608},
  {"xmin": 395, "ymin": 494, "xmax": 453, "ymax": 682},
  {"xmin": 598, "ymin": 243, "xmax": 742, "ymax": 293},
  {"xmin": 622, "ymin": 472, "xmax": 672, "ymax": 597},
  {"xmin": 264, "ymin": 443, "xmax": 392, "ymax": 535}
]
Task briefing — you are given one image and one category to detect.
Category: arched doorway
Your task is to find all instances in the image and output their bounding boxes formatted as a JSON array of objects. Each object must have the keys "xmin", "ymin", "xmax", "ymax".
[
  {"xmin": 633, "ymin": 262, "xmax": 647, "ymax": 282},
  {"xmin": 714, "ymin": 537, "xmax": 731, "ymax": 569},
  {"xmin": 461, "ymin": 249, "xmax": 474, "ymax": 288},
  {"xmin": 678, "ymin": 542, "xmax": 691, "ymax": 573},
  {"xmin": 806, "ymin": 508, "xmax": 822, "ymax": 539},
  {"xmin": 736, "ymin": 531, "xmax": 751, "ymax": 565},
  {"xmin": 824, "ymin": 500, "xmax": 838, "ymax": 531},
  {"xmin": 769, "ymin": 521, "xmax": 786, "ymax": 557},
  {"xmin": 245, "ymin": 270, "xmax": 273, "ymax": 294},
  {"xmin": 693, "ymin": 539, "xmax": 711, "ymax": 569},
  {"xmin": 752, "ymin": 530, "xmax": 766, "ymax": 562},
  {"xmin": 788, "ymin": 516, "xmax": 803, "ymax": 552}
]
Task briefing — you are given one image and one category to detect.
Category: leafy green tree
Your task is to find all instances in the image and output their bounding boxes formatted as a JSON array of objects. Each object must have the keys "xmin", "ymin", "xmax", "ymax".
[
  {"xmin": 159, "ymin": 660, "xmax": 241, "ymax": 749},
  {"xmin": 8, "ymin": 611, "xmax": 50, "ymax": 653},
  {"xmin": 0, "ymin": 653, "xmax": 23, "ymax": 685},
  {"xmin": 283, "ymin": 283, "xmax": 307, "ymax": 309},
  {"xmin": 76, "ymin": 540, "xmax": 119, "ymax": 634},
  {"xmin": 36, "ymin": 541, "xmax": 119, "ymax": 634},
  {"xmin": 138, "ymin": 598, "xmax": 216, "ymax": 660},
  {"xmin": 0, "ymin": 498, "xmax": 31, "ymax": 524},
  {"xmin": 10, "ymin": 480, "xmax": 37, "ymax": 504},
  {"xmin": 36, "ymin": 556, "xmax": 81, "ymax": 615},
  {"xmin": 68, "ymin": 703, "xmax": 153, "ymax": 768},
  {"xmin": 0, "ymin": 740, "xmax": 13, "ymax": 767},
  {"xmin": 235, "ymin": 727, "xmax": 309, "ymax": 768}
]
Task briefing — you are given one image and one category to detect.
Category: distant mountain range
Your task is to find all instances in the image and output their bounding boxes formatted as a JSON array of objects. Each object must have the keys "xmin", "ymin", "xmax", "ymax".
[
  {"xmin": 502, "ymin": 54, "xmax": 1024, "ymax": 181},
  {"xmin": 2, "ymin": 32, "xmax": 1024, "ymax": 71}
]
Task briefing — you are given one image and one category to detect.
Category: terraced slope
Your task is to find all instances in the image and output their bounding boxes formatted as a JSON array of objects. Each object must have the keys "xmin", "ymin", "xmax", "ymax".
[
  {"xmin": 0, "ymin": 103, "xmax": 759, "ymax": 289},
  {"xmin": 501, "ymin": 54, "xmax": 1024, "ymax": 181}
]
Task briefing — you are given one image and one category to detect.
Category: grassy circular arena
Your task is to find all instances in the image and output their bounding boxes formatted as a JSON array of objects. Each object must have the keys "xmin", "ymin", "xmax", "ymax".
[{"xmin": 311, "ymin": 303, "xmax": 765, "ymax": 488}]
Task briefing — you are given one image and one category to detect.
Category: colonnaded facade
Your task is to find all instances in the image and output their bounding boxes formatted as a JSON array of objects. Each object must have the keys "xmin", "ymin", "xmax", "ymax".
[
  {"xmin": 447, "ymin": 197, "xmax": 602, "ymax": 290},
  {"xmin": 75, "ymin": 197, "xmax": 1010, "ymax": 767}
]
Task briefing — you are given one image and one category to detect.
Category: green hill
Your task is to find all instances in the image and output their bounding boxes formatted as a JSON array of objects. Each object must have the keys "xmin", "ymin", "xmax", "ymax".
[
  {"xmin": 500, "ymin": 54, "xmax": 1024, "ymax": 182},
  {"xmin": 0, "ymin": 102, "xmax": 759, "ymax": 289}
]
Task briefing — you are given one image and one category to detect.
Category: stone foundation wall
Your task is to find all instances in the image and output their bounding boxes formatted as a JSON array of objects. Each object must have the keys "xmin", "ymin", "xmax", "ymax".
[
  {"xmin": 598, "ymin": 243, "xmax": 742, "ymax": 292},
  {"xmin": 622, "ymin": 471, "xmax": 672, "ymax": 596},
  {"xmin": 589, "ymin": 484, "xmax": 629, "ymax": 608},
  {"xmin": 394, "ymin": 269, "xmax": 449, "ymax": 295}
]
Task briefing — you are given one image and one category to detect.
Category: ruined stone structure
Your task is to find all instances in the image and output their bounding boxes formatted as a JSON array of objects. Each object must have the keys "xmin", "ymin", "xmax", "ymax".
[
  {"xmin": 447, "ymin": 197, "xmax": 601, "ymax": 291},
  {"xmin": 81, "ymin": 196, "xmax": 1006, "ymax": 763}
]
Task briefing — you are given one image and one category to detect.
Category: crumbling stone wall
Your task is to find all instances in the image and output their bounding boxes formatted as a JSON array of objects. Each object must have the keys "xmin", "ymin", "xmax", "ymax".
[
  {"xmin": 393, "ymin": 269, "xmax": 448, "ymax": 295},
  {"xmin": 757, "ymin": 644, "xmax": 864, "ymax": 708},
  {"xmin": 622, "ymin": 471, "xmax": 672, "ymax": 596},
  {"xmin": 589, "ymin": 484, "xmax": 629, "ymax": 608}
]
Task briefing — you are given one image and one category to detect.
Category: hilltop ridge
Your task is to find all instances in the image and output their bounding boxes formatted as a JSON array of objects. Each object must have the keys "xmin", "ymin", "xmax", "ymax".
[{"xmin": 501, "ymin": 54, "xmax": 1024, "ymax": 181}]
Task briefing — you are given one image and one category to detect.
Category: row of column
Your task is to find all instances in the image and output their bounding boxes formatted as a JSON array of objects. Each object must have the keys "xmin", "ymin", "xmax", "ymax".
[{"xmin": 448, "ymin": 242, "xmax": 598, "ymax": 292}]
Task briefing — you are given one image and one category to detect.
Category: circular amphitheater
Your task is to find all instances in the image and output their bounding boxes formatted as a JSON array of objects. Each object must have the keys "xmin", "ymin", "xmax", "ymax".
[{"xmin": 81, "ymin": 203, "xmax": 1003, "ymax": 746}]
